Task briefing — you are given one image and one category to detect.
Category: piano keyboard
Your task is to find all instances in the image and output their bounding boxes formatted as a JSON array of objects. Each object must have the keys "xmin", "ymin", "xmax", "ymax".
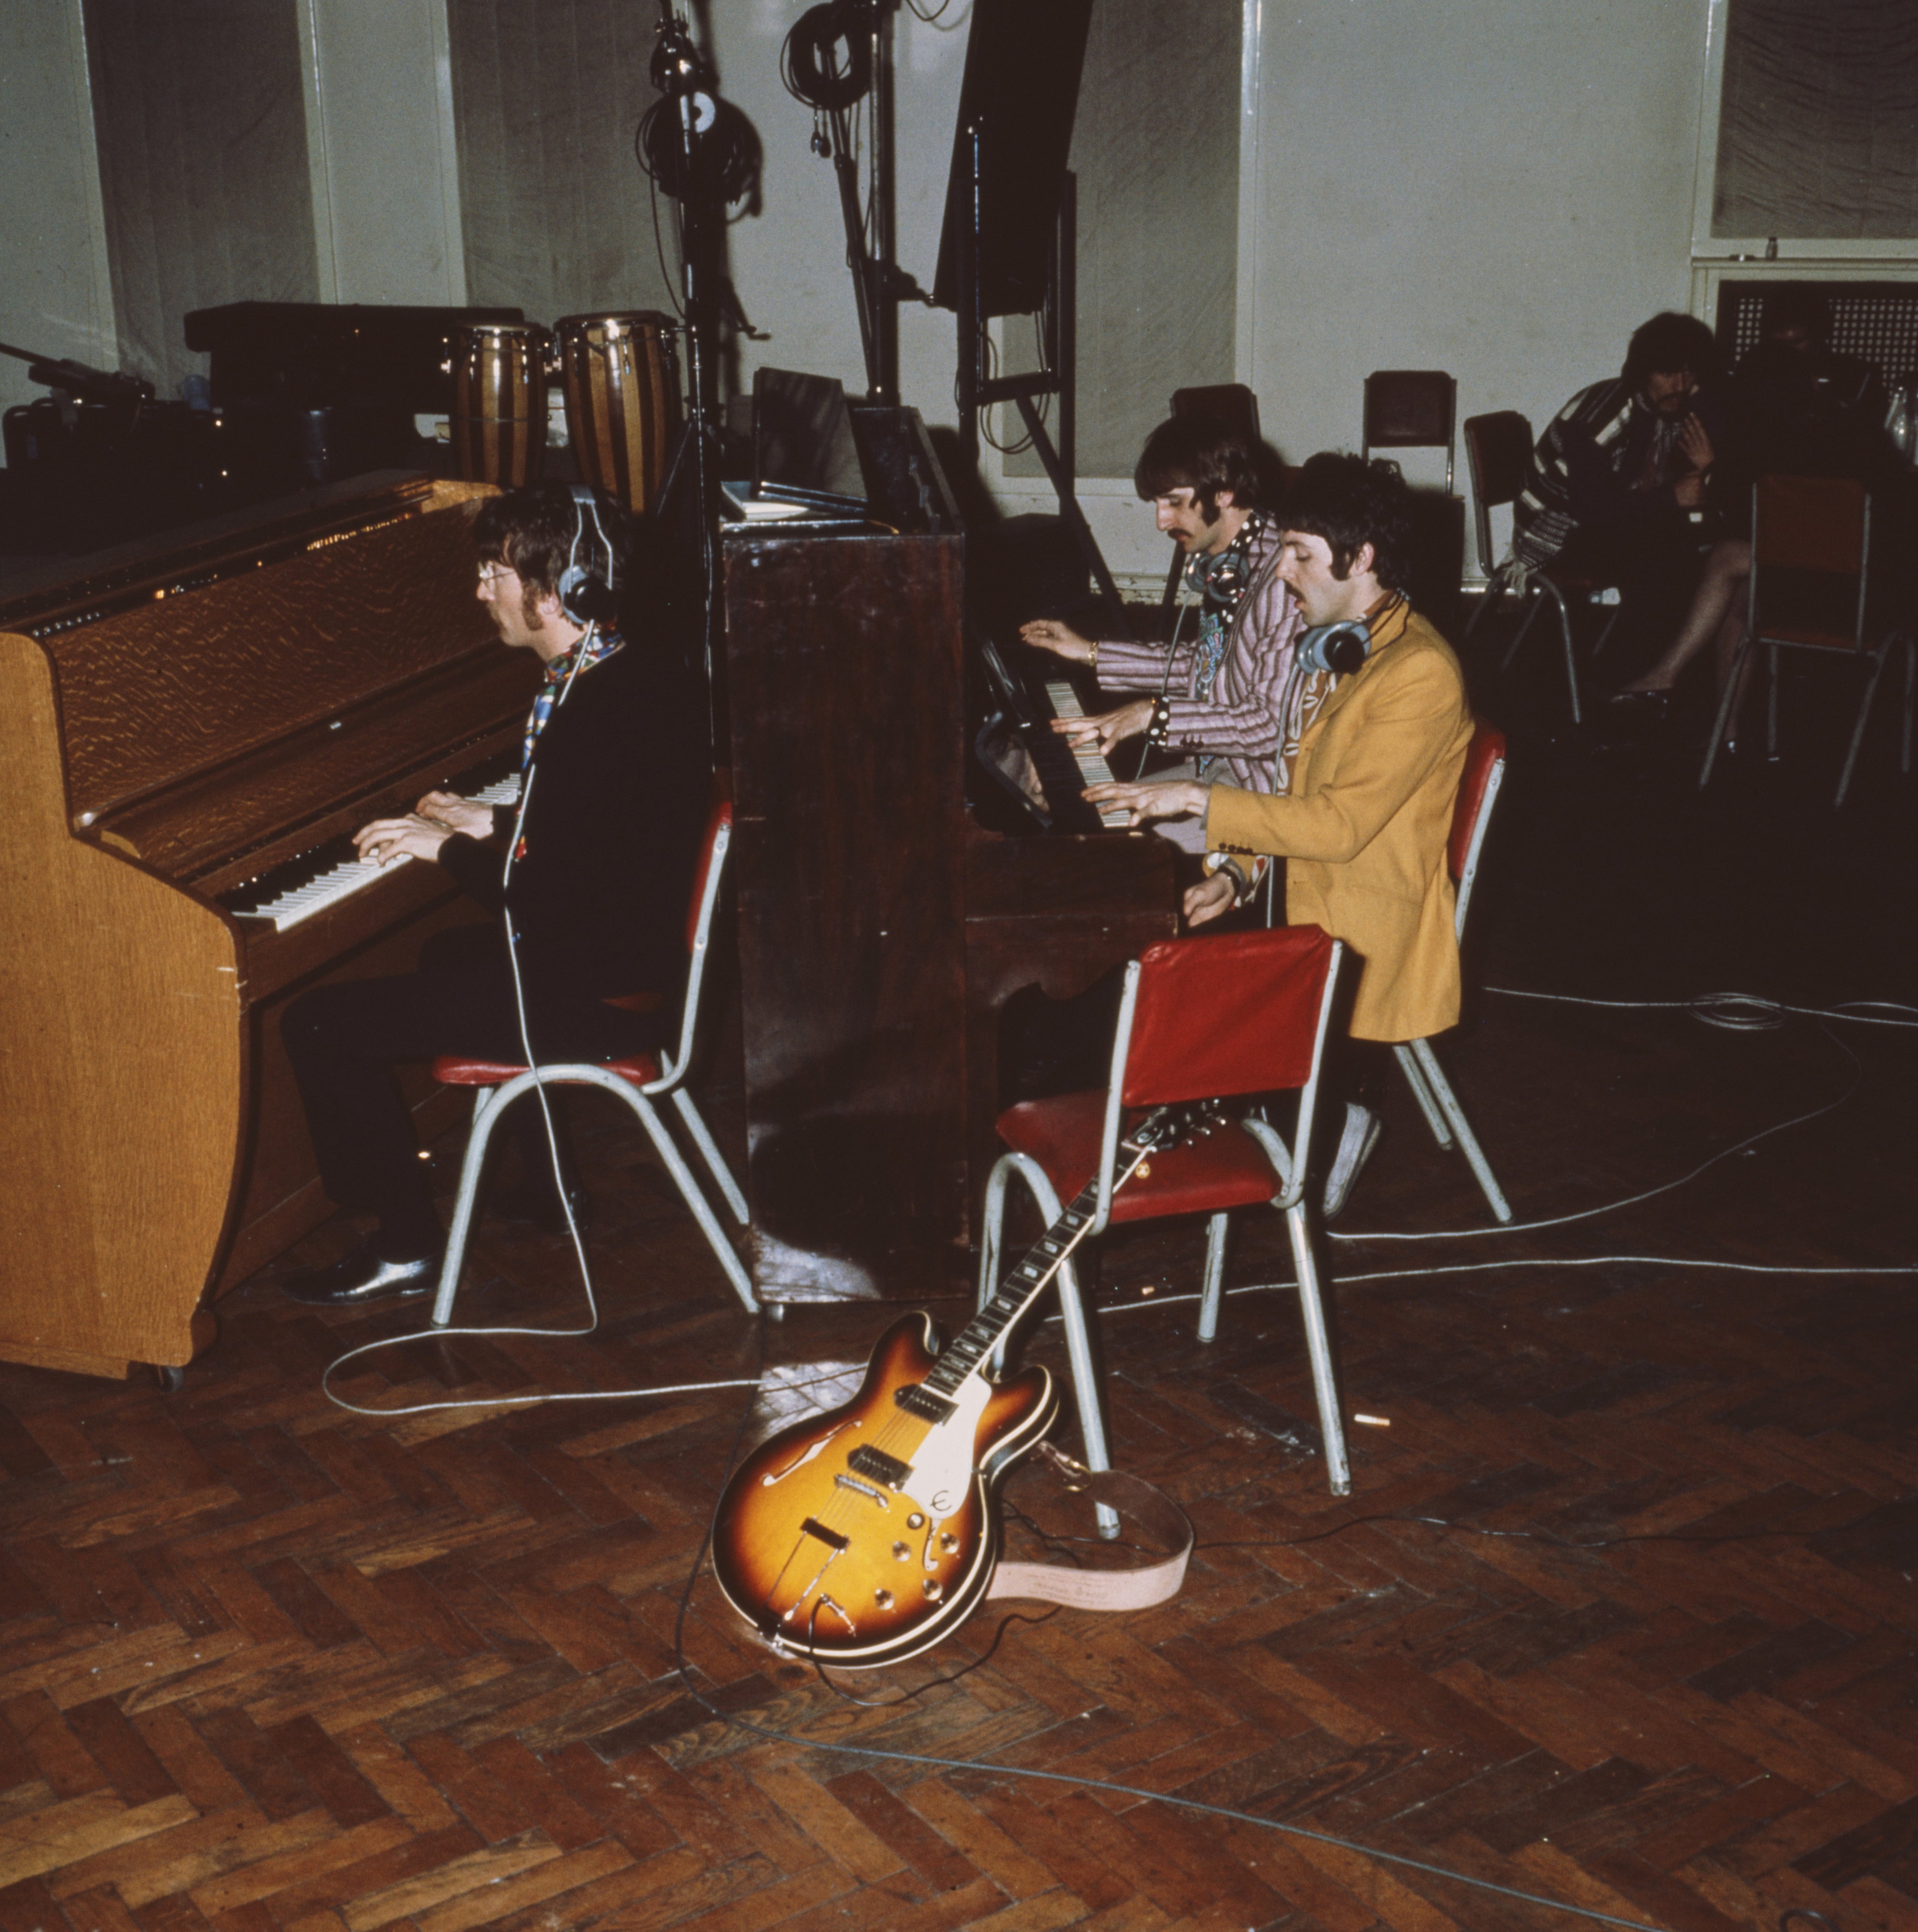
[
  {"xmin": 1044, "ymin": 682, "xmax": 1130, "ymax": 829},
  {"xmin": 225, "ymin": 774, "xmax": 522, "ymax": 931}
]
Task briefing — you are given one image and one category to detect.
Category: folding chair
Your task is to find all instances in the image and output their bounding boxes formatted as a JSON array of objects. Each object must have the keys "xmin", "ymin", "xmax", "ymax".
[
  {"xmin": 977, "ymin": 925, "xmax": 1352, "ymax": 1523},
  {"xmin": 1363, "ymin": 370, "xmax": 1455, "ymax": 493},
  {"xmin": 427, "ymin": 796, "xmax": 758, "ymax": 1324},
  {"xmin": 1391, "ymin": 720, "xmax": 1513, "ymax": 1223},
  {"xmin": 1459, "ymin": 410, "xmax": 1621, "ymax": 724},
  {"xmin": 1698, "ymin": 473, "xmax": 1916, "ymax": 808}
]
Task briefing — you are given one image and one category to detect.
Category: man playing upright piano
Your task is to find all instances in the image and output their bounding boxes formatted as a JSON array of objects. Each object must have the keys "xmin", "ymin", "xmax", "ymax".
[
  {"xmin": 279, "ymin": 482, "xmax": 708, "ymax": 1305},
  {"xmin": 1018, "ymin": 412, "xmax": 1303, "ymax": 851}
]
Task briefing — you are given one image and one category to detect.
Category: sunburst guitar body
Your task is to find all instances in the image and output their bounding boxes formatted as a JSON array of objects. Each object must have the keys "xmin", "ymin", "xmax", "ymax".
[
  {"xmin": 712, "ymin": 1107, "xmax": 1195, "ymax": 1667},
  {"xmin": 713, "ymin": 1314, "xmax": 1055, "ymax": 1665}
]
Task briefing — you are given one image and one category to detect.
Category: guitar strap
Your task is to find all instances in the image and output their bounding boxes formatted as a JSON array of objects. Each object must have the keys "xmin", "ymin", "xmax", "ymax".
[{"xmin": 986, "ymin": 1442, "xmax": 1194, "ymax": 1613}]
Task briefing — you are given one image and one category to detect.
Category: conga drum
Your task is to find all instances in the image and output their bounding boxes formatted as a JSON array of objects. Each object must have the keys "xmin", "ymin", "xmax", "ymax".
[
  {"xmin": 448, "ymin": 322, "xmax": 548, "ymax": 486},
  {"xmin": 554, "ymin": 312, "xmax": 682, "ymax": 514}
]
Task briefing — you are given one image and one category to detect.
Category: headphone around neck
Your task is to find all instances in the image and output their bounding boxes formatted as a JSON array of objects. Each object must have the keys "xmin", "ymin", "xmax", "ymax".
[
  {"xmin": 1296, "ymin": 591, "xmax": 1407, "ymax": 677},
  {"xmin": 556, "ymin": 484, "xmax": 619, "ymax": 627}
]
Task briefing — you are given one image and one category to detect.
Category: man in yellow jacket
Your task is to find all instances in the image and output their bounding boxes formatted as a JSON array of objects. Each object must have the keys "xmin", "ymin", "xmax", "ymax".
[{"xmin": 1086, "ymin": 453, "xmax": 1473, "ymax": 1217}]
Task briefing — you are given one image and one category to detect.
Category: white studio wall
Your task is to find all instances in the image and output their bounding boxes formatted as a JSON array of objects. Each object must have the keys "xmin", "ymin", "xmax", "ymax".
[
  {"xmin": 699, "ymin": 1, "xmax": 969, "ymax": 441},
  {"xmin": 1240, "ymin": 0, "xmax": 1712, "ymax": 586},
  {"xmin": 301, "ymin": 0, "xmax": 465, "ymax": 308},
  {"xmin": 0, "ymin": 0, "xmax": 118, "ymax": 421},
  {"xmin": 4, "ymin": 0, "xmax": 1723, "ymax": 587}
]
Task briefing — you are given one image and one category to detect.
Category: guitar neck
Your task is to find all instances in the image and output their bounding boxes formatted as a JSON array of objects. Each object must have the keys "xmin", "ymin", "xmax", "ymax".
[{"xmin": 919, "ymin": 1132, "xmax": 1157, "ymax": 1403}]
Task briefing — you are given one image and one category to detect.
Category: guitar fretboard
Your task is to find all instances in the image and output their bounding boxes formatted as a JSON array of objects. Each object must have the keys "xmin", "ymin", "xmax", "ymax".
[{"xmin": 920, "ymin": 1128, "xmax": 1164, "ymax": 1400}]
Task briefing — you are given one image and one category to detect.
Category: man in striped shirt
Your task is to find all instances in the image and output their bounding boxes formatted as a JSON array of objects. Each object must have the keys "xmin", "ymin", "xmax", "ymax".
[
  {"xmin": 1512, "ymin": 313, "xmax": 1723, "ymax": 647},
  {"xmin": 1018, "ymin": 413, "xmax": 1301, "ymax": 855}
]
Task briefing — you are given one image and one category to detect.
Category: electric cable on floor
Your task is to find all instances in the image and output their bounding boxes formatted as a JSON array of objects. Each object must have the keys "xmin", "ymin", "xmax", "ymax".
[
  {"xmin": 1328, "ymin": 991, "xmax": 1911, "ymax": 1244},
  {"xmin": 665, "ymin": 1377, "xmax": 1677, "ymax": 1932}
]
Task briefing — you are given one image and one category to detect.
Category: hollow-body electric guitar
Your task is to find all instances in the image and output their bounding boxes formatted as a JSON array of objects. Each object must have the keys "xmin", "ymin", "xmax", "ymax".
[{"xmin": 713, "ymin": 1108, "xmax": 1191, "ymax": 1666}]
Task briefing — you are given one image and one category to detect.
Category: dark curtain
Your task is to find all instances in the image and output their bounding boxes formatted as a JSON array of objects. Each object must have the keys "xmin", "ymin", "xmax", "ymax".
[{"xmin": 1714, "ymin": 0, "xmax": 1918, "ymax": 240}]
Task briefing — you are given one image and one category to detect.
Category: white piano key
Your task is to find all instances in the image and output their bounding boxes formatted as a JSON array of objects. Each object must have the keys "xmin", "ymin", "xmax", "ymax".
[
  {"xmin": 1044, "ymin": 681, "xmax": 1128, "ymax": 827},
  {"xmin": 252, "ymin": 775, "xmax": 523, "ymax": 931}
]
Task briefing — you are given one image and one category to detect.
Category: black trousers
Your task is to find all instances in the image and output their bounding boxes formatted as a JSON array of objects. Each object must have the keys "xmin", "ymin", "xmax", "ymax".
[
  {"xmin": 1556, "ymin": 510, "xmax": 1705, "ymax": 662},
  {"xmin": 280, "ymin": 923, "xmax": 669, "ymax": 1247}
]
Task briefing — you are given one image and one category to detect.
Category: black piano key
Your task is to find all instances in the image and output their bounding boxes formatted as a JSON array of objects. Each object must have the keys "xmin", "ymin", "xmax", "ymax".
[
  {"xmin": 1023, "ymin": 725, "xmax": 1113, "ymax": 835},
  {"xmin": 223, "ymin": 832, "xmax": 357, "ymax": 916}
]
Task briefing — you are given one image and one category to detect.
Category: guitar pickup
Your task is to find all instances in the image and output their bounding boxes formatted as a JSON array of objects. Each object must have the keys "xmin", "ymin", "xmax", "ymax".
[
  {"xmin": 895, "ymin": 1384, "xmax": 955, "ymax": 1423},
  {"xmin": 847, "ymin": 1444, "xmax": 912, "ymax": 1488},
  {"xmin": 800, "ymin": 1517, "xmax": 849, "ymax": 1551}
]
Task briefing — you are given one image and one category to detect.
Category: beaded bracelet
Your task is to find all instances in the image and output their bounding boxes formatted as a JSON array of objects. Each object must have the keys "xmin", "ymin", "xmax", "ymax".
[{"xmin": 1144, "ymin": 695, "xmax": 1172, "ymax": 747}]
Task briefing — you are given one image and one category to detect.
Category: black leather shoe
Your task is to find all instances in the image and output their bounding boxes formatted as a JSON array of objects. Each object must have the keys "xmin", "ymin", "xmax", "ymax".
[
  {"xmin": 282, "ymin": 1238, "xmax": 439, "ymax": 1307},
  {"xmin": 1604, "ymin": 688, "xmax": 1671, "ymax": 724}
]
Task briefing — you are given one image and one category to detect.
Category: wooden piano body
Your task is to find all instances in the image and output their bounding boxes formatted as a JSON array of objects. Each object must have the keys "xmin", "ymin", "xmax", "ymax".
[
  {"xmin": 723, "ymin": 525, "xmax": 1178, "ymax": 1301},
  {"xmin": 0, "ymin": 474, "xmax": 535, "ymax": 1379}
]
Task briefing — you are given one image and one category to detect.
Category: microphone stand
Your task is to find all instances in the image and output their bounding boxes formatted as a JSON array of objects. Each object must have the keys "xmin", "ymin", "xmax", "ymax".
[{"xmin": 647, "ymin": 2, "xmax": 728, "ymax": 737}]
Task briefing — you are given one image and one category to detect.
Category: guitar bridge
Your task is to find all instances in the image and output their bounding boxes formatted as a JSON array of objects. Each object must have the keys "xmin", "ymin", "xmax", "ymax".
[{"xmin": 800, "ymin": 1517, "xmax": 849, "ymax": 1551}]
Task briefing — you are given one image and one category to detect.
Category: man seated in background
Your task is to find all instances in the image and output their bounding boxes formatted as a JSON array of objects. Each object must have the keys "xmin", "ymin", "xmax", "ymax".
[
  {"xmin": 1610, "ymin": 287, "xmax": 1897, "ymax": 735},
  {"xmin": 1086, "ymin": 454, "xmax": 1472, "ymax": 1219},
  {"xmin": 1018, "ymin": 411, "xmax": 1301, "ymax": 853},
  {"xmin": 1513, "ymin": 311, "xmax": 1723, "ymax": 659},
  {"xmin": 279, "ymin": 483, "xmax": 708, "ymax": 1306}
]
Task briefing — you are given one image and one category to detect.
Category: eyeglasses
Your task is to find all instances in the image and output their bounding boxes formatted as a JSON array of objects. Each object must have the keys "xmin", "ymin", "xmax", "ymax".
[{"xmin": 477, "ymin": 563, "xmax": 516, "ymax": 585}]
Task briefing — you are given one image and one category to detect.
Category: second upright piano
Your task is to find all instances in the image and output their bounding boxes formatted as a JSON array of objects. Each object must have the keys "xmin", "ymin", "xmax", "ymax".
[{"xmin": 0, "ymin": 473, "xmax": 535, "ymax": 1379}]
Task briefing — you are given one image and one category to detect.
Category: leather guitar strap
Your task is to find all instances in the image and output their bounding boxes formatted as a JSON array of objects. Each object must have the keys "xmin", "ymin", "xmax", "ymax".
[{"xmin": 985, "ymin": 1442, "xmax": 1194, "ymax": 1613}]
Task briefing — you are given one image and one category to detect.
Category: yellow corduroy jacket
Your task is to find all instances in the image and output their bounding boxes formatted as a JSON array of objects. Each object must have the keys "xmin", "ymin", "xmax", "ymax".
[{"xmin": 1206, "ymin": 603, "xmax": 1472, "ymax": 1043}]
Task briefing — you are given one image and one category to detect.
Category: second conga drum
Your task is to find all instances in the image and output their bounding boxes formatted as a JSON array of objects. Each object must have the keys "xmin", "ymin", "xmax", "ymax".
[
  {"xmin": 447, "ymin": 322, "xmax": 549, "ymax": 486},
  {"xmin": 555, "ymin": 312, "xmax": 682, "ymax": 514}
]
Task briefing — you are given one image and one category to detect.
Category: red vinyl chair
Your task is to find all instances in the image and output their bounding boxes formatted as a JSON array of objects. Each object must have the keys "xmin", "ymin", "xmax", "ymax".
[
  {"xmin": 977, "ymin": 925, "xmax": 1352, "ymax": 1523},
  {"xmin": 1389, "ymin": 719, "xmax": 1512, "ymax": 1222},
  {"xmin": 427, "ymin": 796, "xmax": 759, "ymax": 1324}
]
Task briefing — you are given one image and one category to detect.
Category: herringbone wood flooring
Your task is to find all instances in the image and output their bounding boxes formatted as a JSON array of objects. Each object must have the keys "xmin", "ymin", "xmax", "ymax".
[{"xmin": 3, "ymin": 655, "xmax": 1914, "ymax": 1932}]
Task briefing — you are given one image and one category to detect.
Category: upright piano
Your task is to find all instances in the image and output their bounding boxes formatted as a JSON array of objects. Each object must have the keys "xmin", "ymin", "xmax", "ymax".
[
  {"xmin": 724, "ymin": 522, "xmax": 1178, "ymax": 1302},
  {"xmin": 0, "ymin": 473, "xmax": 535, "ymax": 1379}
]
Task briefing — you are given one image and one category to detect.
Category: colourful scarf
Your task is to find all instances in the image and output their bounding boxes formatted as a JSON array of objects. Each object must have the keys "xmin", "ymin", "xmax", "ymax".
[
  {"xmin": 512, "ymin": 627, "xmax": 623, "ymax": 863},
  {"xmin": 521, "ymin": 627, "xmax": 623, "ymax": 774}
]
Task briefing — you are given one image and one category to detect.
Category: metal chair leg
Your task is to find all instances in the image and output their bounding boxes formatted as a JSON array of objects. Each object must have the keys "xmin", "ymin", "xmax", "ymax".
[
  {"xmin": 1393, "ymin": 1040, "xmax": 1453, "ymax": 1149},
  {"xmin": 1836, "ymin": 635, "xmax": 1892, "ymax": 809},
  {"xmin": 1196, "ymin": 1212, "xmax": 1231, "ymax": 1343},
  {"xmin": 1540, "ymin": 581, "xmax": 1583, "ymax": 724},
  {"xmin": 1699, "ymin": 631, "xmax": 1753, "ymax": 791},
  {"xmin": 670, "ymin": 1088, "xmax": 749, "ymax": 1223},
  {"xmin": 978, "ymin": 1153, "xmax": 1118, "ymax": 1536},
  {"xmin": 432, "ymin": 1081, "xmax": 518, "ymax": 1326},
  {"xmin": 1050, "ymin": 1254, "xmax": 1120, "ymax": 1537},
  {"xmin": 1460, "ymin": 570, "xmax": 1512, "ymax": 650},
  {"xmin": 1498, "ymin": 590, "xmax": 1547, "ymax": 672},
  {"xmin": 1285, "ymin": 1201, "xmax": 1350, "ymax": 1496},
  {"xmin": 1588, "ymin": 605, "xmax": 1624, "ymax": 665},
  {"xmin": 613, "ymin": 1082, "xmax": 759, "ymax": 1313},
  {"xmin": 1409, "ymin": 1038, "xmax": 1512, "ymax": 1223},
  {"xmin": 1902, "ymin": 635, "xmax": 1915, "ymax": 774}
]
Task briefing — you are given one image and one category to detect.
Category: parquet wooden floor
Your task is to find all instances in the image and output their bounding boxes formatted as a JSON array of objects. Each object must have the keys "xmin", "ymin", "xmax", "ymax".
[{"xmin": 2, "ymin": 634, "xmax": 1914, "ymax": 1932}]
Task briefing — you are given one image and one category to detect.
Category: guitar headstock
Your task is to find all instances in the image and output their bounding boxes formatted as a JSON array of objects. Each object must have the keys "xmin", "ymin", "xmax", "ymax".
[{"xmin": 1124, "ymin": 1100, "xmax": 1230, "ymax": 1155}]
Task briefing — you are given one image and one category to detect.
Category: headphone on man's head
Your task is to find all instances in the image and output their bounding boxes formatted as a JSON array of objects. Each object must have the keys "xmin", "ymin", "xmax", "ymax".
[
  {"xmin": 1296, "ymin": 591, "xmax": 1407, "ymax": 677},
  {"xmin": 556, "ymin": 483, "xmax": 620, "ymax": 626}
]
